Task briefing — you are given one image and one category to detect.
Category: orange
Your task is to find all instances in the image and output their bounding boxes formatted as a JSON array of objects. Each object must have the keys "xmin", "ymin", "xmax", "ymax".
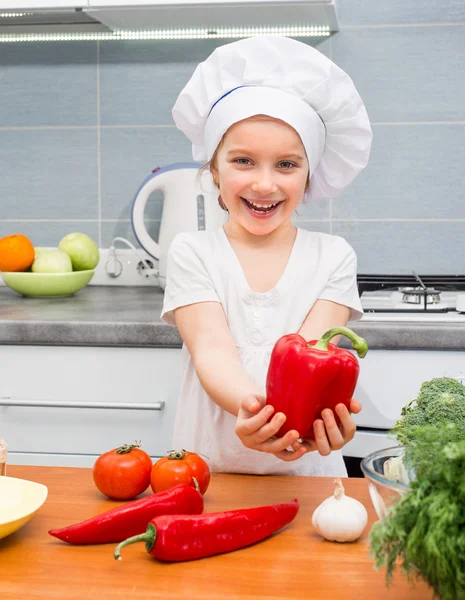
[{"xmin": 0, "ymin": 234, "xmax": 35, "ymax": 272}]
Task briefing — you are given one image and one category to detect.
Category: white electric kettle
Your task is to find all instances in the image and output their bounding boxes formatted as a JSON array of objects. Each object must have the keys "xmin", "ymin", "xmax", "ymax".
[{"xmin": 131, "ymin": 163, "xmax": 226, "ymax": 289}]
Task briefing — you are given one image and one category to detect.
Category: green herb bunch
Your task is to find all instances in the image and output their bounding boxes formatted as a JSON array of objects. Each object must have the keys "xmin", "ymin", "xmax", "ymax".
[{"xmin": 369, "ymin": 423, "xmax": 465, "ymax": 600}]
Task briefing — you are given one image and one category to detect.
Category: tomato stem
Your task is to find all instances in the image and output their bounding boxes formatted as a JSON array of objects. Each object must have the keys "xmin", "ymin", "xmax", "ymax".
[
  {"xmin": 166, "ymin": 448, "xmax": 210, "ymax": 461},
  {"xmin": 116, "ymin": 441, "xmax": 142, "ymax": 455},
  {"xmin": 167, "ymin": 449, "xmax": 186, "ymax": 460}
]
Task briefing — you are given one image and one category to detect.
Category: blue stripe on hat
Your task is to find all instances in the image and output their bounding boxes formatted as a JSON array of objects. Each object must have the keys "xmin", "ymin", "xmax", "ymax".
[{"xmin": 208, "ymin": 85, "xmax": 249, "ymax": 116}]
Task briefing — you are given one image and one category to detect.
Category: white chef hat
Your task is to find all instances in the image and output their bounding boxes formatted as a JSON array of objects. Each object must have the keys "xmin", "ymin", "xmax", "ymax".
[{"xmin": 172, "ymin": 35, "xmax": 373, "ymax": 203}]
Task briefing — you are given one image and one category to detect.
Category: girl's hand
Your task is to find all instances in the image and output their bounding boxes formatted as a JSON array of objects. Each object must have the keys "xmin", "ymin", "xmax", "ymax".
[
  {"xmin": 234, "ymin": 394, "xmax": 307, "ymax": 462},
  {"xmin": 301, "ymin": 398, "xmax": 362, "ymax": 456}
]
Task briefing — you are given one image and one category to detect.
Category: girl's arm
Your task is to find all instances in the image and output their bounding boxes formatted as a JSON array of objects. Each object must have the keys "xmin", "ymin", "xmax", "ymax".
[
  {"xmin": 297, "ymin": 298, "xmax": 351, "ymax": 342},
  {"xmin": 173, "ymin": 300, "xmax": 303, "ymax": 458},
  {"xmin": 173, "ymin": 301, "xmax": 257, "ymax": 416},
  {"xmin": 170, "ymin": 301, "xmax": 262, "ymax": 414}
]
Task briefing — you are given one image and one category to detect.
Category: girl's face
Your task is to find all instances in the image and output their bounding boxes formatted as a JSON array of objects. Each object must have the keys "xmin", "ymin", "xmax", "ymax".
[{"xmin": 212, "ymin": 116, "xmax": 309, "ymax": 236}]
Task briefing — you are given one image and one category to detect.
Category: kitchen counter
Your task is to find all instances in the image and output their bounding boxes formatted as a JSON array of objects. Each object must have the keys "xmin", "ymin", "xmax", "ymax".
[
  {"xmin": 2, "ymin": 465, "xmax": 430, "ymax": 600},
  {"xmin": 1, "ymin": 285, "xmax": 465, "ymax": 349}
]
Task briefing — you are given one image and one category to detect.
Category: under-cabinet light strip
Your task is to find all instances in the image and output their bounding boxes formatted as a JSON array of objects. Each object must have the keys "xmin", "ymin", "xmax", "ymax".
[
  {"xmin": 0, "ymin": 25, "xmax": 330, "ymax": 43},
  {"xmin": 0, "ymin": 12, "xmax": 33, "ymax": 18}
]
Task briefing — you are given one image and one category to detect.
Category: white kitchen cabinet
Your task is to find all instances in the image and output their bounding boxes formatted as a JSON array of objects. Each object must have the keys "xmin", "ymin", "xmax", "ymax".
[
  {"xmin": 87, "ymin": 0, "xmax": 330, "ymax": 8},
  {"xmin": 88, "ymin": 0, "xmax": 289, "ymax": 7},
  {"xmin": 89, "ymin": 0, "xmax": 205, "ymax": 5},
  {"xmin": 3, "ymin": 343, "xmax": 463, "ymax": 469},
  {"xmin": 2, "ymin": 1, "xmax": 88, "ymax": 8},
  {"xmin": 0, "ymin": 345, "xmax": 182, "ymax": 467},
  {"xmin": 85, "ymin": 0, "xmax": 337, "ymax": 33}
]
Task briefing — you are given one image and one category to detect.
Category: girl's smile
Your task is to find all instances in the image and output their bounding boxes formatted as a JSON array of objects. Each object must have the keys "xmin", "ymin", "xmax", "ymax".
[{"xmin": 240, "ymin": 196, "xmax": 284, "ymax": 218}]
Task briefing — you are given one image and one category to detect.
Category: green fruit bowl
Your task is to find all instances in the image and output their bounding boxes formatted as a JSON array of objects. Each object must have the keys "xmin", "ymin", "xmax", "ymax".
[{"xmin": 1, "ymin": 270, "xmax": 95, "ymax": 298}]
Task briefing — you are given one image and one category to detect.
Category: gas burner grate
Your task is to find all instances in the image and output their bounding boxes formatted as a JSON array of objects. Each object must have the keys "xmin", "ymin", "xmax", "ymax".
[{"xmin": 357, "ymin": 274, "xmax": 465, "ymax": 295}]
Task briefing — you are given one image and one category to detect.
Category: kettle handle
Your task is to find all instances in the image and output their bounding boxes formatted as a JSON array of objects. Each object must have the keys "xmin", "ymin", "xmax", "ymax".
[
  {"xmin": 131, "ymin": 163, "xmax": 200, "ymax": 260},
  {"xmin": 131, "ymin": 170, "xmax": 161, "ymax": 260}
]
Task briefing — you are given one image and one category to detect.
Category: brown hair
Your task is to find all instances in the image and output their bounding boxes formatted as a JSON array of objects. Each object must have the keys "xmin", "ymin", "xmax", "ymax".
[{"xmin": 198, "ymin": 140, "xmax": 228, "ymax": 210}]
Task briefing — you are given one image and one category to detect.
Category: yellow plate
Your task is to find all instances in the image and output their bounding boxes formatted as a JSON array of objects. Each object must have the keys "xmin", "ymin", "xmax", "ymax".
[{"xmin": 0, "ymin": 476, "xmax": 48, "ymax": 540}]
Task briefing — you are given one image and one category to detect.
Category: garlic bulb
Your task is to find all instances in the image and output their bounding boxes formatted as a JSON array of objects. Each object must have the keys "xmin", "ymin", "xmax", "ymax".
[
  {"xmin": 312, "ymin": 478, "xmax": 368, "ymax": 542},
  {"xmin": 383, "ymin": 456, "xmax": 409, "ymax": 485}
]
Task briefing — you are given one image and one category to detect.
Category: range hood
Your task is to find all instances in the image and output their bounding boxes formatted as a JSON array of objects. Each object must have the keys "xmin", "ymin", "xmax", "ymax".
[{"xmin": 0, "ymin": 1, "xmax": 339, "ymax": 42}]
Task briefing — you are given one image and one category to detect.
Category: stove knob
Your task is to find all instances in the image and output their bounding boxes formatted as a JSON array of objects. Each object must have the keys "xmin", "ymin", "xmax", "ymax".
[{"xmin": 456, "ymin": 294, "xmax": 465, "ymax": 313}]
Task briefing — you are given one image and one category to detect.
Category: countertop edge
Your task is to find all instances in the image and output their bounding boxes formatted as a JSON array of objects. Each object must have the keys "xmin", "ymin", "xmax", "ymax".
[
  {"xmin": 0, "ymin": 320, "xmax": 464, "ymax": 350},
  {"xmin": 0, "ymin": 321, "xmax": 183, "ymax": 348}
]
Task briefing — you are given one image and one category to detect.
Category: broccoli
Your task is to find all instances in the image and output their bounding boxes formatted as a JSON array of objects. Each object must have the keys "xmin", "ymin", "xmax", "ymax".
[{"xmin": 393, "ymin": 376, "xmax": 465, "ymax": 445}]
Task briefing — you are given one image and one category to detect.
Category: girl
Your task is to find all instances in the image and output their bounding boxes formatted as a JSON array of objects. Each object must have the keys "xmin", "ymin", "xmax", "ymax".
[{"xmin": 161, "ymin": 35, "xmax": 372, "ymax": 477}]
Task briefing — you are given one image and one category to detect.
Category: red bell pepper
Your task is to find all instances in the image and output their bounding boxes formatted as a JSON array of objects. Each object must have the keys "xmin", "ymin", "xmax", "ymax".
[
  {"xmin": 48, "ymin": 482, "xmax": 203, "ymax": 545},
  {"xmin": 114, "ymin": 499, "xmax": 299, "ymax": 562},
  {"xmin": 266, "ymin": 326, "xmax": 368, "ymax": 441}
]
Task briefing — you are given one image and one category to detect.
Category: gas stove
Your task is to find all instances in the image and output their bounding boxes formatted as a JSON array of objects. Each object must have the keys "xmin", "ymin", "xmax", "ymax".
[
  {"xmin": 341, "ymin": 273, "xmax": 465, "ymax": 474},
  {"xmin": 357, "ymin": 274, "xmax": 465, "ymax": 322}
]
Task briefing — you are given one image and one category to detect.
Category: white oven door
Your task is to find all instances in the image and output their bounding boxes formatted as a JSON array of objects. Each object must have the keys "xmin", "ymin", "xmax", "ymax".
[{"xmin": 343, "ymin": 348, "xmax": 465, "ymax": 458}]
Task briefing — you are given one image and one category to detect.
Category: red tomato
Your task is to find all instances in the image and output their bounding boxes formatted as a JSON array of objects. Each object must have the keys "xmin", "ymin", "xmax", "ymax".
[
  {"xmin": 151, "ymin": 449, "xmax": 210, "ymax": 495},
  {"xmin": 93, "ymin": 442, "xmax": 152, "ymax": 500}
]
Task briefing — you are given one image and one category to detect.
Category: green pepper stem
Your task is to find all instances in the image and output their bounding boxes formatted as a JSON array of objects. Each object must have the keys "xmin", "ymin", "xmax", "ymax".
[
  {"xmin": 114, "ymin": 523, "xmax": 157, "ymax": 560},
  {"xmin": 311, "ymin": 326, "xmax": 368, "ymax": 358},
  {"xmin": 192, "ymin": 477, "xmax": 200, "ymax": 494}
]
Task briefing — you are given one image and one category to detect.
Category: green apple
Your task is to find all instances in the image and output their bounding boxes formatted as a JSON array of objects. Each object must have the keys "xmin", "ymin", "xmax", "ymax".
[
  {"xmin": 58, "ymin": 233, "xmax": 99, "ymax": 271},
  {"xmin": 34, "ymin": 247, "xmax": 48, "ymax": 258},
  {"xmin": 31, "ymin": 249, "xmax": 73, "ymax": 273}
]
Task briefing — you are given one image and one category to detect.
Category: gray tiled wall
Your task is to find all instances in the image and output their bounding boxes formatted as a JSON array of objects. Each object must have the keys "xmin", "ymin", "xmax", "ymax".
[{"xmin": 1, "ymin": 0, "xmax": 464, "ymax": 274}]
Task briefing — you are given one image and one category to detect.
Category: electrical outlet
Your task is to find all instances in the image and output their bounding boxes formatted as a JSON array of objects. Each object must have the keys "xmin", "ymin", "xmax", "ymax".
[{"xmin": 90, "ymin": 248, "xmax": 160, "ymax": 286}]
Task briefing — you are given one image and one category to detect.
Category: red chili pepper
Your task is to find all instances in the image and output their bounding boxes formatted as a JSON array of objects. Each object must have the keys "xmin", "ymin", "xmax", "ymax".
[
  {"xmin": 266, "ymin": 326, "xmax": 368, "ymax": 441},
  {"xmin": 114, "ymin": 499, "xmax": 299, "ymax": 562},
  {"xmin": 48, "ymin": 482, "xmax": 203, "ymax": 545}
]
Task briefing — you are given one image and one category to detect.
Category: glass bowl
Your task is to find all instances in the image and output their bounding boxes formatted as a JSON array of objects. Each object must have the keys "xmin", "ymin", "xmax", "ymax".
[{"xmin": 361, "ymin": 445, "xmax": 415, "ymax": 520}]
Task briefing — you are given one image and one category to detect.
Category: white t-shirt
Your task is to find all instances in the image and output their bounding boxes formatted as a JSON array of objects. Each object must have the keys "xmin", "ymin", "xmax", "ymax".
[{"xmin": 161, "ymin": 226, "xmax": 363, "ymax": 476}]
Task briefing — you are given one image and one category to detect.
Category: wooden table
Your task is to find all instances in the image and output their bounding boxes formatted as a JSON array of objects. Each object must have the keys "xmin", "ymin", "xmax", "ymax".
[{"xmin": 2, "ymin": 466, "xmax": 430, "ymax": 600}]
